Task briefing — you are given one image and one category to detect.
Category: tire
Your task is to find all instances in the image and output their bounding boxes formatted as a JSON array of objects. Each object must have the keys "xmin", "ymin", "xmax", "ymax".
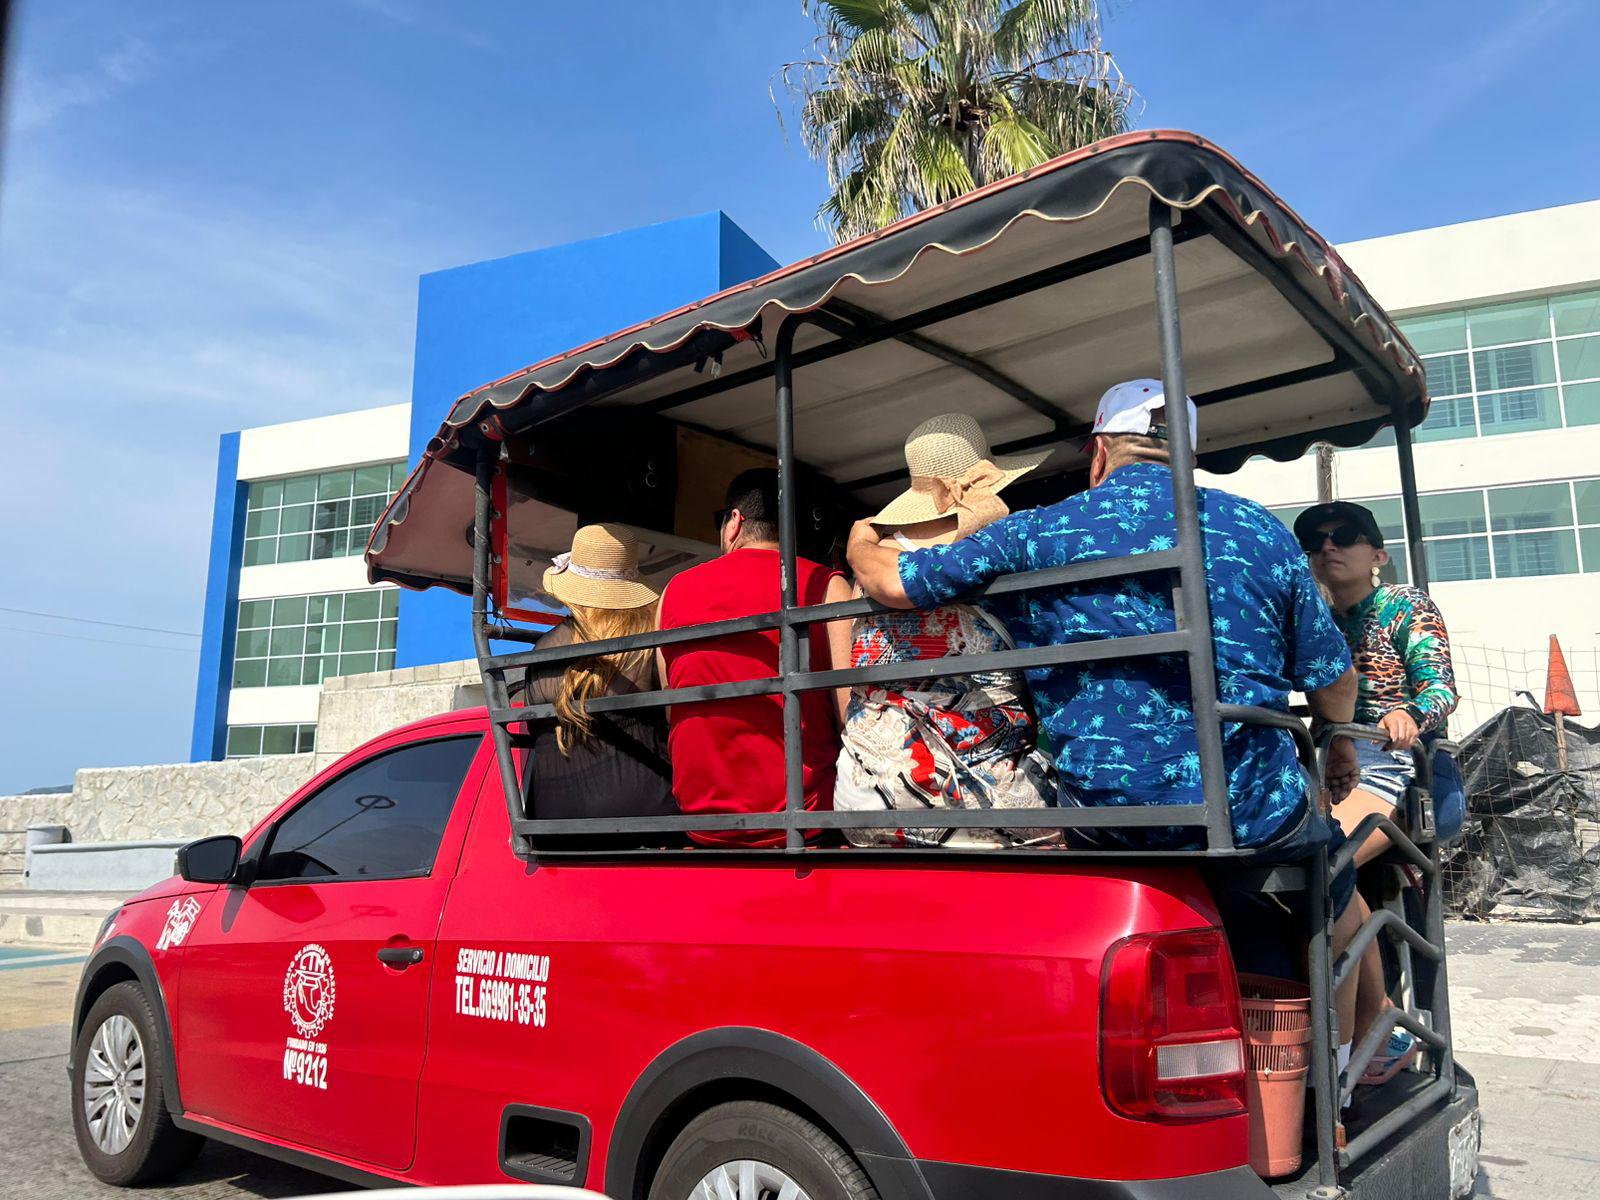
[
  {"xmin": 70, "ymin": 980, "xmax": 203, "ymax": 1185},
  {"xmin": 648, "ymin": 1100, "xmax": 880, "ymax": 1200}
]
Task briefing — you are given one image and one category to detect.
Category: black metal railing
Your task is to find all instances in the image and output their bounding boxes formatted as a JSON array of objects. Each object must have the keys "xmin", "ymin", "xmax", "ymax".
[{"xmin": 1302, "ymin": 724, "xmax": 1461, "ymax": 1176}]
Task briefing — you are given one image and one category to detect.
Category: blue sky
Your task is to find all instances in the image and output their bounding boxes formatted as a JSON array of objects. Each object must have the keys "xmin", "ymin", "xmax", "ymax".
[{"xmin": 1, "ymin": 0, "xmax": 1597, "ymax": 792}]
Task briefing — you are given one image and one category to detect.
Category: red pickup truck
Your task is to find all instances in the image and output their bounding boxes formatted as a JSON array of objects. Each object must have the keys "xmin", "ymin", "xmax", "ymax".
[{"xmin": 73, "ymin": 707, "xmax": 1293, "ymax": 1197}]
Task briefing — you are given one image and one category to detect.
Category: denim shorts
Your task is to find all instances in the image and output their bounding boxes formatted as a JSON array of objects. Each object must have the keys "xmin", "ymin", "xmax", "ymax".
[{"xmin": 1354, "ymin": 738, "xmax": 1416, "ymax": 809}]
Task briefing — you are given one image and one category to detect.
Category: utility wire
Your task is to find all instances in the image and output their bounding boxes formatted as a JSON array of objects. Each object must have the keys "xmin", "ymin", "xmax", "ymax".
[
  {"xmin": 0, "ymin": 605, "xmax": 199, "ymax": 638},
  {"xmin": 0, "ymin": 623, "xmax": 201, "ymax": 653}
]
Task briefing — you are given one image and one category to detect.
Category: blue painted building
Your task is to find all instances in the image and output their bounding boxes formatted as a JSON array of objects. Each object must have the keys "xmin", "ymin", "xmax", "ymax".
[{"xmin": 191, "ymin": 212, "xmax": 777, "ymax": 761}]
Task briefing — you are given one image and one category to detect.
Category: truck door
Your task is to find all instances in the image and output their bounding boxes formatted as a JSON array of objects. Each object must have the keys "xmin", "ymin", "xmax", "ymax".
[{"xmin": 176, "ymin": 730, "xmax": 487, "ymax": 1170}]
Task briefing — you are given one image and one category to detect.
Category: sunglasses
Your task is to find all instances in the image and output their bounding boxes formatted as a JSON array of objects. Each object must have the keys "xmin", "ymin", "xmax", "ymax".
[
  {"xmin": 1299, "ymin": 523, "xmax": 1369, "ymax": 553},
  {"xmin": 711, "ymin": 507, "xmax": 735, "ymax": 529}
]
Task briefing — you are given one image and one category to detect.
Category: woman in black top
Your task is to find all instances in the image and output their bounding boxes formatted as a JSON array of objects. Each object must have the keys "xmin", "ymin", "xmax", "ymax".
[{"xmin": 523, "ymin": 525, "xmax": 676, "ymax": 842}]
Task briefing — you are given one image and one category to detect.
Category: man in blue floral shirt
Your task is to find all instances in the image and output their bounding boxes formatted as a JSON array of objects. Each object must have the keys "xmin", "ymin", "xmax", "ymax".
[{"xmin": 848, "ymin": 380, "xmax": 1359, "ymax": 850}]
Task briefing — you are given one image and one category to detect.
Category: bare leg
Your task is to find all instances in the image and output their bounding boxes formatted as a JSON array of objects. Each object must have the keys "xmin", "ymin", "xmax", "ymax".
[
  {"xmin": 1333, "ymin": 787, "xmax": 1399, "ymax": 867},
  {"xmin": 1354, "ymin": 918, "xmax": 1388, "ymax": 1047},
  {"xmin": 1331, "ymin": 892, "xmax": 1366, "ymax": 1039}
]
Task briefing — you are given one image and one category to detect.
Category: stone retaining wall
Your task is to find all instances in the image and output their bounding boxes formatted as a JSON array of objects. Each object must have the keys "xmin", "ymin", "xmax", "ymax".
[
  {"xmin": 0, "ymin": 659, "xmax": 486, "ymax": 854},
  {"xmin": 0, "ymin": 755, "xmax": 317, "ymax": 844}
]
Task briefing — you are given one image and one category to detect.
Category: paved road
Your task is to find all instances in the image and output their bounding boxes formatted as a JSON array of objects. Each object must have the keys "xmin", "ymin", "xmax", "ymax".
[
  {"xmin": 0, "ymin": 961, "xmax": 336, "ymax": 1198},
  {"xmin": 2, "ymin": 924, "xmax": 1596, "ymax": 1198}
]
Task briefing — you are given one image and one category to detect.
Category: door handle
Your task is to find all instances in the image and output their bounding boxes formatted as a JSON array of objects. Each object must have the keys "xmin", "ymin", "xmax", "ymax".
[{"xmin": 377, "ymin": 946, "xmax": 424, "ymax": 968}]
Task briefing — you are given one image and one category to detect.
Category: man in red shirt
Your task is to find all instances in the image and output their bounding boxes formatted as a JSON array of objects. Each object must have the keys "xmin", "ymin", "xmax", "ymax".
[{"xmin": 656, "ymin": 469, "xmax": 853, "ymax": 847}]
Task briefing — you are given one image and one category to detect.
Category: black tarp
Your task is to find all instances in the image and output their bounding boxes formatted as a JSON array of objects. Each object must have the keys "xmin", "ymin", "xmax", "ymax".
[{"xmin": 1445, "ymin": 705, "xmax": 1600, "ymax": 921}]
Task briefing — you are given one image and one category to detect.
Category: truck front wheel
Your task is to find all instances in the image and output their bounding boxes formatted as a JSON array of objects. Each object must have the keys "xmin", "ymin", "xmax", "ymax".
[
  {"xmin": 648, "ymin": 1100, "xmax": 880, "ymax": 1200},
  {"xmin": 71, "ymin": 981, "xmax": 202, "ymax": 1185}
]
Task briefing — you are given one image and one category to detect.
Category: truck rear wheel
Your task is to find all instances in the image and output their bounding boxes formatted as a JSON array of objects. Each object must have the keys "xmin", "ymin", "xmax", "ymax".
[
  {"xmin": 648, "ymin": 1100, "xmax": 880, "ymax": 1200},
  {"xmin": 71, "ymin": 981, "xmax": 202, "ymax": 1185}
]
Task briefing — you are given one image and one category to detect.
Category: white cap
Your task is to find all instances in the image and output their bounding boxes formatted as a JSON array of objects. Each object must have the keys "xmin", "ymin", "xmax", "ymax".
[{"xmin": 1089, "ymin": 378, "xmax": 1198, "ymax": 451}]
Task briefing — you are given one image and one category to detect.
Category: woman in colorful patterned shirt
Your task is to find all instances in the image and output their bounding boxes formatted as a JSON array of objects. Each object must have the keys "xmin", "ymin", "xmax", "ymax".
[
  {"xmin": 1294, "ymin": 500, "xmax": 1459, "ymax": 862},
  {"xmin": 834, "ymin": 413, "xmax": 1056, "ymax": 847},
  {"xmin": 1295, "ymin": 499, "xmax": 1459, "ymax": 1085}
]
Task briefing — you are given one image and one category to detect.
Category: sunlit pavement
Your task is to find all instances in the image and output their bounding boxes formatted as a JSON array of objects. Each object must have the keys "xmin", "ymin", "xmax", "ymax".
[
  {"xmin": 1446, "ymin": 922, "xmax": 1600, "ymax": 1197},
  {"xmin": 0, "ymin": 961, "xmax": 336, "ymax": 1199},
  {"xmin": 0, "ymin": 924, "xmax": 1595, "ymax": 1198}
]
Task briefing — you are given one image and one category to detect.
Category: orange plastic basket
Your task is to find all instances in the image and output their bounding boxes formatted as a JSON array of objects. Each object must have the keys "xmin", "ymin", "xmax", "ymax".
[{"xmin": 1237, "ymin": 974, "xmax": 1312, "ymax": 1179}]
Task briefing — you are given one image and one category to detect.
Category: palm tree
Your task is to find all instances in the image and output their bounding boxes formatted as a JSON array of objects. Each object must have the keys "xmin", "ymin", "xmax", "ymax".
[{"xmin": 781, "ymin": 0, "xmax": 1135, "ymax": 242}]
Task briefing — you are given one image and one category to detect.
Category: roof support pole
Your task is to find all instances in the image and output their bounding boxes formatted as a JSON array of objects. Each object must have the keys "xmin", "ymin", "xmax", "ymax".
[
  {"xmin": 471, "ymin": 446, "xmax": 529, "ymax": 853},
  {"xmin": 818, "ymin": 299, "xmax": 1068, "ymax": 430},
  {"xmin": 1149, "ymin": 197, "xmax": 1234, "ymax": 851},
  {"xmin": 774, "ymin": 315, "xmax": 806, "ymax": 851},
  {"xmin": 1392, "ymin": 392, "xmax": 1430, "ymax": 592}
]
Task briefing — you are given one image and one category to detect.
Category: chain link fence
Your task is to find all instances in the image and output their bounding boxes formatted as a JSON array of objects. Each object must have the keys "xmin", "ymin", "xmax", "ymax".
[{"xmin": 1450, "ymin": 642, "xmax": 1600, "ymax": 737}]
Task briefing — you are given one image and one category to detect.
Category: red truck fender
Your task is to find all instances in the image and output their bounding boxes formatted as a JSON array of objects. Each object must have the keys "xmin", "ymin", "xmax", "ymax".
[{"xmin": 604, "ymin": 1026, "xmax": 930, "ymax": 1200}]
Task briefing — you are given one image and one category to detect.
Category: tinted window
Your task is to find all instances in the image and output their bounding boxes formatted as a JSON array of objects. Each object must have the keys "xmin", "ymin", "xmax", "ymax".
[{"xmin": 258, "ymin": 737, "xmax": 480, "ymax": 881}]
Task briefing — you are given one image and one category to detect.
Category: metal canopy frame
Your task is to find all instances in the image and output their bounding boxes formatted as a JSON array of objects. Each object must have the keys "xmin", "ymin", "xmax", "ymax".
[{"xmin": 462, "ymin": 196, "xmax": 1452, "ymax": 1192}]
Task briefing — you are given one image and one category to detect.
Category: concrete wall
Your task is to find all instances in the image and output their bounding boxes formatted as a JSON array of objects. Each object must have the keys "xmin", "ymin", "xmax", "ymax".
[
  {"xmin": 312, "ymin": 659, "xmax": 481, "ymax": 770},
  {"xmin": 0, "ymin": 755, "xmax": 316, "ymax": 847},
  {"xmin": 27, "ymin": 842, "xmax": 188, "ymax": 892},
  {"xmin": 3, "ymin": 658, "xmax": 487, "ymax": 876}
]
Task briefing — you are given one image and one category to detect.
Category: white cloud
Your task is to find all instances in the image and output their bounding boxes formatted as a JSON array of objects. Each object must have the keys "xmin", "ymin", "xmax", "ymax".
[
  {"xmin": 9, "ymin": 35, "xmax": 161, "ymax": 132},
  {"xmin": 0, "ymin": 156, "xmax": 475, "ymax": 788}
]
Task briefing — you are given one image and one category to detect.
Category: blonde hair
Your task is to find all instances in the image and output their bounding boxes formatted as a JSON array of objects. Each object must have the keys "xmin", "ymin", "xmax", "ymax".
[{"xmin": 553, "ymin": 602, "xmax": 657, "ymax": 755}]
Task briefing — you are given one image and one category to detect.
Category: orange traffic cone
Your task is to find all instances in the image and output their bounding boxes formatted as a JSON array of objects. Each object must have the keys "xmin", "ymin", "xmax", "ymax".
[
  {"xmin": 1544, "ymin": 636, "xmax": 1581, "ymax": 773},
  {"xmin": 1544, "ymin": 636, "xmax": 1582, "ymax": 717}
]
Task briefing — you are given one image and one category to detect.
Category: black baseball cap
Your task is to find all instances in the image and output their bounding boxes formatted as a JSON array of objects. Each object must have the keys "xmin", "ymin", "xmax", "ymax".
[{"xmin": 1293, "ymin": 501, "xmax": 1384, "ymax": 549}]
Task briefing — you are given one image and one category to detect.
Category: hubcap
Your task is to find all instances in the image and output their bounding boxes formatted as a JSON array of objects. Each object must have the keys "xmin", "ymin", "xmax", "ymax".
[
  {"xmin": 82, "ymin": 1014, "xmax": 145, "ymax": 1155},
  {"xmin": 692, "ymin": 1159, "xmax": 809, "ymax": 1200}
]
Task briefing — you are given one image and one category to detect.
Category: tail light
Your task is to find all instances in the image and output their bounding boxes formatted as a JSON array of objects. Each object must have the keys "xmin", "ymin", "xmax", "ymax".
[{"xmin": 1100, "ymin": 927, "xmax": 1246, "ymax": 1122}]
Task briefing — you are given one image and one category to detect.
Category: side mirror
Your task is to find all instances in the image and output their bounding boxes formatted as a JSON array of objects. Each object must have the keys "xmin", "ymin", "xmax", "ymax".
[{"xmin": 177, "ymin": 835, "xmax": 242, "ymax": 884}]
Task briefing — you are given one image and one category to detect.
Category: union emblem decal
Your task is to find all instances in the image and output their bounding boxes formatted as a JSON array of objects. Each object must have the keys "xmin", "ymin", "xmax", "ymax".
[
  {"xmin": 282, "ymin": 943, "xmax": 337, "ymax": 1038},
  {"xmin": 155, "ymin": 896, "xmax": 201, "ymax": 951}
]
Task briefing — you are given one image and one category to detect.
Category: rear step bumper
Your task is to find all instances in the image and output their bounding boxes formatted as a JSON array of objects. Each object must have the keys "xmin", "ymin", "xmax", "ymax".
[
  {"xmin": 1273, "ymin": 1079, "xmax": 1481, "ymax": 1200},
  {"xmin": 906, "ymin": 1162, "xmax": 1275, "ymax": 1199},
  {"xmin": 903, "ymin": 1080, "xmax": 1481, "ymax": 1200}
]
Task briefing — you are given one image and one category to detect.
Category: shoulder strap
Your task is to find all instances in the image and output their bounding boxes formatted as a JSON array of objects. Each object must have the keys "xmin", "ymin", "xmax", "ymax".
[
  {"xmin": 586, "ymin": 713, "xmax": 672, "ymax": 781},
  {"xmin": 965, "ymin": 604, "xmax": 1017, "ymax": 651}
]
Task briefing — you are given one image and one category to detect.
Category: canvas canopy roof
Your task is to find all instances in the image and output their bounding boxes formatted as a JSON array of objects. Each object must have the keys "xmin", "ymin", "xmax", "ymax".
[{"xmin": 368, "ymin": 130, "xmax": 1426, "ymax": 596}]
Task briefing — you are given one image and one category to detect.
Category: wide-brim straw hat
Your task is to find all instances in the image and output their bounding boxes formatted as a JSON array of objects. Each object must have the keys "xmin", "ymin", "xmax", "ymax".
[
  {"xmin": 541, "ymin": 523, "xmax": 659, "ymax": 611},
  {"xmin": 869, "ymin": 412, "xmax": 1052, "ymax": 532}
]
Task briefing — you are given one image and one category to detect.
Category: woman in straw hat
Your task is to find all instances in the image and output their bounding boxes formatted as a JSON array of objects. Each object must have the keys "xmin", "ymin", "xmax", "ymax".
[
  {"xmin": 522, "ymin": 524, "xmax": 677, "ymax": 840},
  {"xmin": 835, "ymin": 413, "xmax": 1058, "ymax": 848}
]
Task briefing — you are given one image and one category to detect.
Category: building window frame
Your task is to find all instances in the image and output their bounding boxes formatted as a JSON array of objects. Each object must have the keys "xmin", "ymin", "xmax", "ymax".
[
  {"xmin": 226, "ymin": 723, "xmax": 318, "ymax": 758},
  {"xmin": 1400, "ymin": 288, "xmax": 1600, "ymax": 444},
  {"xmin": 242, "ymin": 461, "xmax": 406, "ymax": 568},
  {"xmin": 232, "ymin": 587, "xmax": 400, "ymax": 688}
]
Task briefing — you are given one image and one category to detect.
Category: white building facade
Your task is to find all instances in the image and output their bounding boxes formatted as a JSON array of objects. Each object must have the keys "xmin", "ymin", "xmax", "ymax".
[
  {"xmin": 1206, "ymin": 200, "xmax": 1600, "ymax": 732},
  {"xmin": 214, "ymin": 403, "xmax": 411, "ymax": 758}
]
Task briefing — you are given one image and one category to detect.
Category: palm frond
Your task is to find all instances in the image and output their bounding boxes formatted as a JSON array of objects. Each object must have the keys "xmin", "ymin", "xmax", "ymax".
[
  {"xmin": 908, "ymin": 122, "xmax": 977, "ymax": 205},
  {"xmin": 994, "ymin": 0, "xmax": 1097, "ymax": 66},
  {"xmin": 787, "ymin": 0, "xmax": 1136, "ymax": 243},
  {"xmin": 980, "ymin": 107, "xmax": 1059, "ymax": 179},
  {"xmin": 810, "ymin": 0, "xmax": 899, "ymax": 33}
]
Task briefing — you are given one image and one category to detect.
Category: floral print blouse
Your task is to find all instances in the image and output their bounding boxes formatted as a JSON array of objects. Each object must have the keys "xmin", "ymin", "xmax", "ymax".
[{"xmin": 1335, "ymin": 584, "xmax": 1458, "ymax": 734}]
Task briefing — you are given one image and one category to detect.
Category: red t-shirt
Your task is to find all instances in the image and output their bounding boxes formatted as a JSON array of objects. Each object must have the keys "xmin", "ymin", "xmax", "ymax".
[{"xmin": 658, "ymin": 548, "xmax": 842, "ymax": 847}]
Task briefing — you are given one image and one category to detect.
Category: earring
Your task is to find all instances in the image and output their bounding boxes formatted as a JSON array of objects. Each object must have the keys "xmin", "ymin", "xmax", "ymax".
[{"xmin": 1371, "ymin": 565, "xmax": 1383, "ymax": 588}]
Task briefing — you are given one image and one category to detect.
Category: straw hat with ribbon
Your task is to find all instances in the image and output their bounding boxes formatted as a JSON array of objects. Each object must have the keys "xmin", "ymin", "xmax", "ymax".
[
  {"xmin": 542, "ymin": 524, "xmax": 659, "ymax": 611},
  {"xmin": 868, "ymin": 412, "xmax": 1052, "ymax": 536}
]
